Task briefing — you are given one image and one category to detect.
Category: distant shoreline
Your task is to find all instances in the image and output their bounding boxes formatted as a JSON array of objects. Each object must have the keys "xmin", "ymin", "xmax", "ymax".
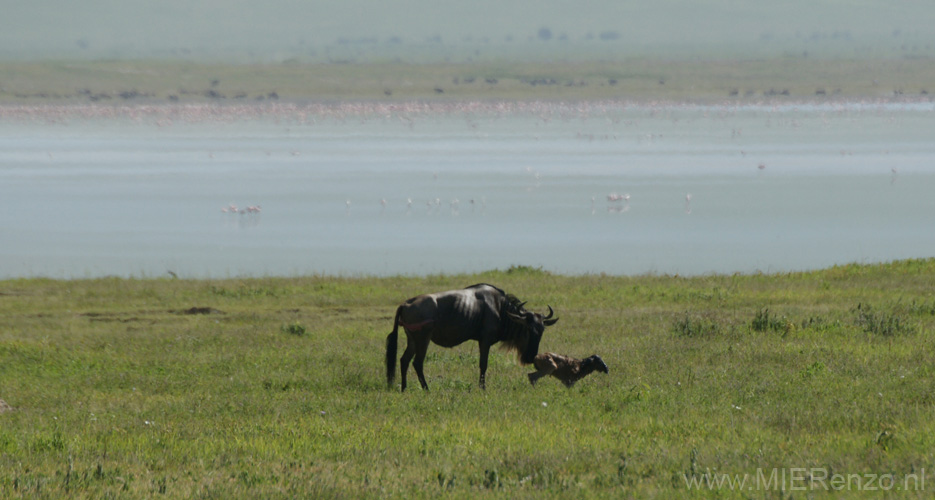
[{"xmin": 2, "ymin": 58, "xmax": 934, "ymax": 105}]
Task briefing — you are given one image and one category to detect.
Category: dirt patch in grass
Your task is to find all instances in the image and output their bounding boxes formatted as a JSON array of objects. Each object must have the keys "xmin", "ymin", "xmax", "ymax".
[{"xmin": 176, "ymin": 306, "xmax": 225, "ymax": 315}]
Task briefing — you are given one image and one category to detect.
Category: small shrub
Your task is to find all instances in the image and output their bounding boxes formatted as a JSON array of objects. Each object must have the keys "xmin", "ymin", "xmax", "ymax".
[
  {"xmin": 854, "ymin": 303, "xmax": 909, "ymax": 336},
  {"xmin": 673, "ymin": 313, "xmax": 720, "ymax": 338},
  {"xmin": 799, "ymin": 361, "xmax": 826, "ymax": 379},
  {"xmin": 210, "ymin": 285, "xmax": 281, "ymax": 299},
  {"xmin": 905, "ymin": 299, "xmax": 935, "ymax": 316},
  {"xmin": 799, "ymin": 316, "xmax": 842, "ymax": 332},
  {"xmin": 483, "ymin": 469, "xmax": 501, "ymax": 489},
  {"xmin": 504, "ymin": 265, "xmax": 548, "ymax": 276},
  {"xmin": 751, "ymin": 308, "xmax": 792, "ymax": 334},
  {"xmin": 751, "ymin": 308, "xmax": 771, "ymax": 332},
  {"xmin": 436, "ymin": 471, "xmax": 456, "ymax": 490},
  {"xmin": 876, "ymin": 427, "xmax": 896, "ymax": 452},
  {"xmin": 281, "ymin": 322, "xmax": 307, "ymax": 336}
]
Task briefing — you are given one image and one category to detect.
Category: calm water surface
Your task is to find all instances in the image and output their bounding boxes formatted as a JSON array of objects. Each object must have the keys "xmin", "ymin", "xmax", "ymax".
[{"xmin": 2, "ymin": 101, "xmax": 934, "ymax": 279}]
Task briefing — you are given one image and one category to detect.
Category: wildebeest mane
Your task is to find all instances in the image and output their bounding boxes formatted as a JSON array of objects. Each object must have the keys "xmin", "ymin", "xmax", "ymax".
[
  {"xmin": 498, "ymin": 293, "xmax": 535, "ymax": 360},
  {"xmin": 465, "ymin": 282, "xmax": 507, "ymax": 296},
  {"xmin": 465, "ymin": 284, "xmax": 533, "ymax": 357}
]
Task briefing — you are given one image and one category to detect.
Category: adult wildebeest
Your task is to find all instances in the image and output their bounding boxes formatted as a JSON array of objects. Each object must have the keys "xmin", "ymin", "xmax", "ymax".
[{"xmin": 386, "ymin": 284, "xmax": 558, "ymax": 391}]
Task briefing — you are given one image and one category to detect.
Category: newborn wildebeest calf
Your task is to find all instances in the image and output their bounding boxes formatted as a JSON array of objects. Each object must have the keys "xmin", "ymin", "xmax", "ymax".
[{"xmin": 528, "ymin": 352, "xmax": 608, "ymax": 387}]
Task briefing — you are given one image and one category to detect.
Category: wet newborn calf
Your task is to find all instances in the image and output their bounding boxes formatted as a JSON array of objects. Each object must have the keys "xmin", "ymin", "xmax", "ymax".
[{"xmin": 528, "ymin": 352, "xmax": 608, "ymax": 387}]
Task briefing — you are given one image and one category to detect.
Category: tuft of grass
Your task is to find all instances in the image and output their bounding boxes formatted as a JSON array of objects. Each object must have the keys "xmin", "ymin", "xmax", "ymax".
[
  {"xmin": 751, "ymin": 307, "xmax": 794, "ymax": 335},
  {"xmin": 280, "ymin": 321, "xmax": 308, "ymax": 336},
  {"xmin": 211, "ymin": 284, "xmax": 283, "ymax": 299},
  {"xmin": 799, "ymin": 361, "xmax": 827, "ymax": 379},
  {"xmin": 672, "ymin": 312, "xmax": 721, "ymax": 338},
  {"xmin": 854, "ymin": 303, "xmax": 911, "ymax": 336}
]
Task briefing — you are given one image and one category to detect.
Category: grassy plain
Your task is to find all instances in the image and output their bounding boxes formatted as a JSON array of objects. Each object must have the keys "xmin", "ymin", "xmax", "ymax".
[
  {"xmin": 2, "ymin": 260, "xmax": 935, "ymax": 498},
  {"xmin": 2, "ymin": 57, "xmax": 935, "ymax": 103}
]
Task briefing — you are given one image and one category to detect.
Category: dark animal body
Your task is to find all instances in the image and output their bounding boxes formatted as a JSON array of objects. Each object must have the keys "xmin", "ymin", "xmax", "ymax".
[
  {"xmin": 527, "ymin": 352, "xmax": 608, "ymax": 387},
  {"xmin": 386, "ymin": 284, "xmax": 558, "ymax": 391}
]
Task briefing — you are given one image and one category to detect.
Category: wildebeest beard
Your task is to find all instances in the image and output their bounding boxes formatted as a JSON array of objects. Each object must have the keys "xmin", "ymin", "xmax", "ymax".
[{"xmin": 499, "ymin": 295, "xmax": 543, "ymax": 365}]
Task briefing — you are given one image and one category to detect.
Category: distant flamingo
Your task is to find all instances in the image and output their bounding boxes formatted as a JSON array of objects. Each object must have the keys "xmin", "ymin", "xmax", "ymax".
[
  {"xmin": 605, "ymin": 192, "xmax": 631, "ymax": 213},
  {"xmin": 222, "ymin": 203, "xmax": 261, "ymax": 214}
]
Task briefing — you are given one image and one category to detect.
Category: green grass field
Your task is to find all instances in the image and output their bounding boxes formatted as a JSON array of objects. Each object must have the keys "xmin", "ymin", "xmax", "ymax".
[
  {"xmin": 2, "ymin": 57, "xmax": 934, "ymax": 103},
  {"xmin": 2, "ymin": 260, "xmax": 934, "ymax": 498}
]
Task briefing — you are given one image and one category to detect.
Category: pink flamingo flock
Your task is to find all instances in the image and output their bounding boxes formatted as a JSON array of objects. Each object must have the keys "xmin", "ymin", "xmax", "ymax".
[
  {"xmin": 2, "ymin": 96, "xmax": 924, "ymax": 126},
  {"xmin": 221, "ymin": 204, "xmax": 261, "ymax": 214}
]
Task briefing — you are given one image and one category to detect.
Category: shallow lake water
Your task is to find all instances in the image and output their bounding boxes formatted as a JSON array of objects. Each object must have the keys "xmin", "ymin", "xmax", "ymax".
[{"xmin": 2, "ymin": 100, "xmax": 934, "ymax": 279}]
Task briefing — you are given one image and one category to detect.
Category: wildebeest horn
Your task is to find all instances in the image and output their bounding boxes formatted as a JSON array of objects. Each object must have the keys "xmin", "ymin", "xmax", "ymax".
[
  {"xmin": 517, "ymin": 301, "xmax": 527, "ymax": 310},
  {"xmin": 507, "ymin": 310, "xmax": 526, "ymax": 323},
  {"xmin": 543, "ymin": 305, "xmax": 559, "ymax": 326}
]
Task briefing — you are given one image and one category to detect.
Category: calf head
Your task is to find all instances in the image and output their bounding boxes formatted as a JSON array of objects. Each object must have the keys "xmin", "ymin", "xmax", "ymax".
[{"xmin": 584, "ymin": 355, "xmax": 609, "ymax": 374}]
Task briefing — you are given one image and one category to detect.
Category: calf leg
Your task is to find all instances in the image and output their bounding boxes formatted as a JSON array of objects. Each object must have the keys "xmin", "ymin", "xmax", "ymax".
[
  {"xmin": 527, "ymin": 370, "xmax": 549, "ymax": 385},
  {"xmin": 528, "ymin": 364, "xmax": 556, "ymax": 385},
  {"xmin": 528, "ymin": 354, "xmax": 558, "ymax": 386}
]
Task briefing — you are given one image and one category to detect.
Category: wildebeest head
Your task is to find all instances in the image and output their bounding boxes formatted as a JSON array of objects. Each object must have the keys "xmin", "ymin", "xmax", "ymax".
[{"xmin": 505, "ymin": 304, "xmax": 559, "ymax": 365}]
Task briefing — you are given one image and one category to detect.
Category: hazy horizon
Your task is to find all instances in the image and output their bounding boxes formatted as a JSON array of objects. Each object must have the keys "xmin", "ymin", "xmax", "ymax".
[{"xmin": 3, "ymin": 1, "xmax": 935, "ymax": 63}]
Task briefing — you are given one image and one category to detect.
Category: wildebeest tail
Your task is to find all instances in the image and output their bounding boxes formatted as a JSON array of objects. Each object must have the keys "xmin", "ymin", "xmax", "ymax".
[{"xmin": 385, "ymin": 306, "xmax": 402, "ymax": 387}]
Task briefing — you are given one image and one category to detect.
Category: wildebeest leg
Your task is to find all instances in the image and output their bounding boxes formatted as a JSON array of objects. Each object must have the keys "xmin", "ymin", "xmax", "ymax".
[
  {"xmin": 478, "ymin": 343, "xmax": 491, "ymax": 390},
  {"xmin": 412, "ymin": 337, "xmax": 431, "ymax": 390},
  {"xmin": 399, "ymin": 337, "xmax": 416, "ymax": 392}
]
